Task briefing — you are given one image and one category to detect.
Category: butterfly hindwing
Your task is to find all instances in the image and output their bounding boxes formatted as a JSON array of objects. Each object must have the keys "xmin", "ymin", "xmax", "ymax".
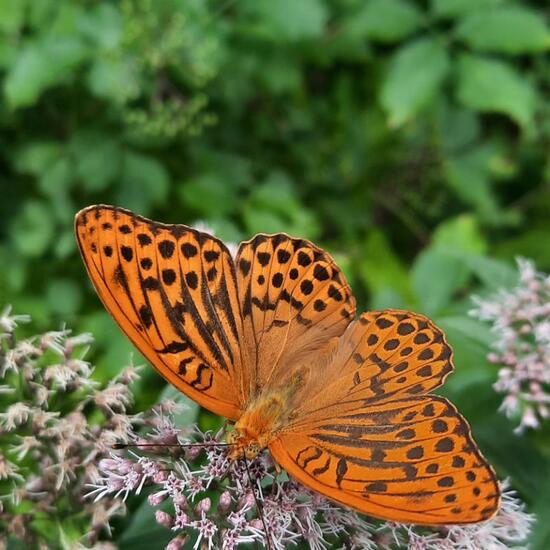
[
  {"xmin": 75, "ymin": 205, "xmax": 245, "ymax": 419},
  {"xmin": 269, "ymin": 395, "xmax": 500, "ymax": 524},
  {"xmin": 235, "ymin": 234, "xmax": 356, "ymax": 394},
  {"xmin": 271, "ymin": 309, "xmax": 500, "ymax": 524}
]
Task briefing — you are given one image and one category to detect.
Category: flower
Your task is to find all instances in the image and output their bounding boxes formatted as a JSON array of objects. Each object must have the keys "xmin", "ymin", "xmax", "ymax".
[
  {"xmin": 0, "ymin": 306, "xmax": 161, "ymax": 547},
  {"xmin": 1, "ymin": 305, "xmax": 536, "ymax": 549},
  {"xmin": 470, "ymin": 258, "xmax": 550, "ymax": 431},
  {"xmin": 90, "ymin": 428, "xmax": 534, "ymax": 549},
  {"xmin": 0, "ymin": 305, "xmax": 30, "ymax": 335}
]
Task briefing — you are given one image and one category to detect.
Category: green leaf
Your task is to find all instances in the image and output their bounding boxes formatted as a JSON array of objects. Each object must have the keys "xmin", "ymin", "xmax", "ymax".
[
  {"xmin": 348, "ymin": 0, "xmax": 422, "ymax": 43},
  {"xmin": 456, "ymin": 54, "xmax": 537, "ymax": 129},
  {"xmin": 472, "ymin": 408, "xmax": 550, "ymax": 500},
  {"xmin": 243, "ymin": 208, "xmax": 287, "ymax": 235},
  {"xmin": 411, "ymin": 249, "xmax": 467, "ymax": 315},
  {"xmin": 369, "ymin": 288, "xmax": 409, "ymax": 311},
  {"xmin": 39, "ymin": 157, "xmax": 72, "ymax": 196},
  {"xmin": 411, "ymin": 216, "xmax": 486, "ymax": 314},
  {"xmin": 201, "ymin": 218, "xmax": 243, "ymax": 245},
  {"xmin": 46, "ymin": 278, "xmax": 82, "ymax": 316},
  {"xmin": 495, "ymin": 225, "xmax": 550, "ymax": 266},
  {"xmin": 11, "ymin": 200, "xmax": 55, "ymax": 257},
  {"xmin": 430, "ymin": 0, "xmax": 502, "ymax": 19},
  {"xmin": 77, "ymin": 3, "xmax": 122, "ymax": 50},
  {"xmin": 87, "ymin": 56, "xmax": 141, "ymax": 104},
  {"xmin": 444, "ymin": 155, "xmax": 498, "ymax": 222},
  {"xmin": 436, "ymin": 316, "xmax": 495, "ymax": 392},
  {"xmin": 248, "ymin": 171, "xmax": 299, "ymax": 216},
  {"xmin": 0, "ymin": 246, "xmax": 26, "ymax": 296},
  {"xmin": 359, "ymin": 229, "xmax": 411, "ymax": 301},
  {"xmin": 71, "ymin": 130, "xmax": 122, "ymax": 191},
  {"xmin": 531, "ymin": 476, "xmax": 550, "ymax": 550},
  {"xmin": 53, "ymin": 229, "xmax": 77, "ymax": 259},
  {"xmin": 437, "ymin": 104, "xmax": 480, "ymax": 152},
  {"xmin": 243, "ymin": 172, "xmax": 320, "ymax": 238},
  {"xmin": 27, "ymin": 0, "xmax": 58, "ymax": 29},
  {"xmin": 438, "ymin": 315, "xmax": 494, "ymax": 348},
  {"xmin": 80, "ymin": 311, "xmax": 140, "ymax": 380},
  {"xmin": 455, "ymin": 7, "xmax": 550, "ymax": 54},
  {"xmin": 257, "ymin": 54, "xmax": 301, "ymax": 93},
  {"xmin": 443, "ymin": 141, "xmax": 520, "ymax": 227},
  {"xmin": 431, "ymin": 215, "xmax": 487, "ymax": 255},
  {"xmin": 117, "ymin": 152, "xmax": 170, "ymax": 215},
  {"xmin": 380, "ymin": 38, "xmax": 450, "ymax": 126},
  {"xmin": 0, "ymin": 0, "xmax": 27, "ymax": 33},
  {"xmin": 245, "ymin": 0, "xmax": 328, "ymax": 41},
  {"xmin": 118, "ymin": 498, "xmax": 173, "ymax": 550},
  {"xmin": 462, "ymin": 255, "xmax": 518, "ymax": 289},
  {"xmin": 15, "ymin": 141, "xmax": 62, "ymax": 175},
  {"xmin": 4, "ymin": 37, "xmax": 88, "ymax": 108},
  {"xmin": 179, "ymin": 173, "xmax": 240, "ymax": 218}
]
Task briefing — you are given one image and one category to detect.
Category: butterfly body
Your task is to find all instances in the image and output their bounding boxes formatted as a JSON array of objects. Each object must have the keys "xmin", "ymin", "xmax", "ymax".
[
  {"xmin": 227, "ymin": 393, "xmax": 286, "ymax": 459},
  {"xmin": 228, "ymin": 369, "xmax": 307, "ymax": 459},
  {"xmin": 75, "ymin": 205, "xmax": 500, "ymax": 525}
]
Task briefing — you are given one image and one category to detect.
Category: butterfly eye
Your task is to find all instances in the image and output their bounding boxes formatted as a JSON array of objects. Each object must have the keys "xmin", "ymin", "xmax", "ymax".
[{"xmin": 227, "ymin": 429, "xmax": 244, "ymax": 445}]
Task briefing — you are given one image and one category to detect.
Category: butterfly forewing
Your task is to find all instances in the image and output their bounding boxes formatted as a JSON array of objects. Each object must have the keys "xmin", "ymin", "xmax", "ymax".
[
  {"xmin": 235, "ymin": 234, "xmax": 356, "ymax": 394},
  {"xmin": 270, "ymin": 395, "xmax": 500, "ymax": 524},
  {"xmin": 75, "ymin": 205, "xmax": 245, "ymax": 419}
]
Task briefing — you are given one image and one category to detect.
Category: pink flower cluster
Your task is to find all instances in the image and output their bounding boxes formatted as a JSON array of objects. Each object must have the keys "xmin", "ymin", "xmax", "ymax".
[
  {"xmin": 470, "ymin": 259, "xmax": 550, "ymax": 432},
  {"xmin": 90, "ymin": 426, "xmax": 533, "ymax": 550},
  {"xmin": 0, "ymin": 305, "xmax": 170, "ymax": 548},
  {"xmin": 0, "ymin": 306, "xmax": 535, "ymax": 549}
]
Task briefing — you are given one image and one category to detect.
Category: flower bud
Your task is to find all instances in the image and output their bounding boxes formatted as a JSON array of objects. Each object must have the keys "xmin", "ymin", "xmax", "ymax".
[
  {"xmin": 153, "ymin": 470, "xmax": 169, "ymax": 484},
  {"xmin": 155, "ymin": 510, "xmax": 174, "ymax": 528},
  {"xmin": 99, "ymin": 459, "xmax": 120, "ymax": 471},
  {"xmin": 165, "ymin": 536, "xmax": 187, "ymax": 550},
  {"xmin": 218, "ymin": 490, "xmax": 232, "ymax": 513},
  {"xmin": 148, "ymin": 491, "xmax": 167, "ymax": 506},
  {"xmin": 173, "ymin": 492, "xmax": 188, "ymax": 509},
  {"xmin": 185, "ymin": 446, "xmax": 201, "ymax": 460},
  {"xmin": 197, "ymin": 497, "xmax": 211, "ymax": 514},
  {"xmin": 118, "ymin": 459, "xmax": 136, "ymax": 475}
]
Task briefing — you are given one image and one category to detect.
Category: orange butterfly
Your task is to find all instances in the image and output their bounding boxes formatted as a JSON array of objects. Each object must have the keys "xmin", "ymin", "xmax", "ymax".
[{"xmin": 75, "ymin": 205, "xmax": 500, "ymax": 525}]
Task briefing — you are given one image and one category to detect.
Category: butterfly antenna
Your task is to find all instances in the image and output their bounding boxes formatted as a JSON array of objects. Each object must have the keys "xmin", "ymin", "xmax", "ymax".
[
  {"xmin": 112, "ymin": 442, "xmax": 233, "ymax": 450},
  {"xmin": 243, "ymin": 457, "xmax": 273, "ymax": 550}
]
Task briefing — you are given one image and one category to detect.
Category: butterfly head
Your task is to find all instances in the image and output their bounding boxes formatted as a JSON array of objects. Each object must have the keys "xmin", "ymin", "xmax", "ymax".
[{"xmin": 227, "ymin": 428, "xmax": 262, "ymax": 460}]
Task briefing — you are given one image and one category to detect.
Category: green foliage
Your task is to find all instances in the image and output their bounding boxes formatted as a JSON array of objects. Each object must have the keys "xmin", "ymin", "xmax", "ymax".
[
  {"xmin": 349, "ymin": 0, "xmax": 422, "ymax": 43},
  {"xmin": 455, "ymin": 6, "xmax": 550, "ymax": 54},
  {"xmin": 0, "ymin": 0, "xmax": 549, "ymax": 547},
  {"xmin": 456, "ymin": 54, "xmax": 538, "ymax": 129},
  {"xmin": 381, "ymin": 37, "xmax": 450, "ymax": 127}
]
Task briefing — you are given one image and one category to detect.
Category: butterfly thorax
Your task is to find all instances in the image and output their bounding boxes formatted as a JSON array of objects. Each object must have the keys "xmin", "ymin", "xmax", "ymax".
[{"xmin": 227, "ymin": 386, "xmax": 297, "ymax": 460}]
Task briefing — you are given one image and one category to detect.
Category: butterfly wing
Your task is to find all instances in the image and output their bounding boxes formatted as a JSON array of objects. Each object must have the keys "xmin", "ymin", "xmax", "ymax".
[
  {"xmin": 269, "ymin": 309, "xmax": 500, "ymax": 524},
  {"xmin": 269, "ymin": 396, "xmax": 500, "ymax": 524},
  {"xmin": 75, "ymin": 205, "xmax": 245, "ymax": 419},
  {"xmin": 294, "ymin": 310, "xmax": 454, "ymax": 413},
  {"xmin": 235, "ymin": 234, "xmax": 356, "ymax": 396}
]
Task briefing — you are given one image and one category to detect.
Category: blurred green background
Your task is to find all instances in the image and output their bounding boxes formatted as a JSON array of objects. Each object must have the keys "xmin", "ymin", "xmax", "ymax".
[{"xmin": 0, "ymin": 0, "xmax": 549, "ymax": 547}]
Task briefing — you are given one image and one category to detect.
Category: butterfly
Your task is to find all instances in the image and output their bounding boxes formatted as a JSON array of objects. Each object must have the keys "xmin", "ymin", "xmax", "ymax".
[{"xmin": 75, "ymin": 205, "xmax": 500, "ymax": 525}]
